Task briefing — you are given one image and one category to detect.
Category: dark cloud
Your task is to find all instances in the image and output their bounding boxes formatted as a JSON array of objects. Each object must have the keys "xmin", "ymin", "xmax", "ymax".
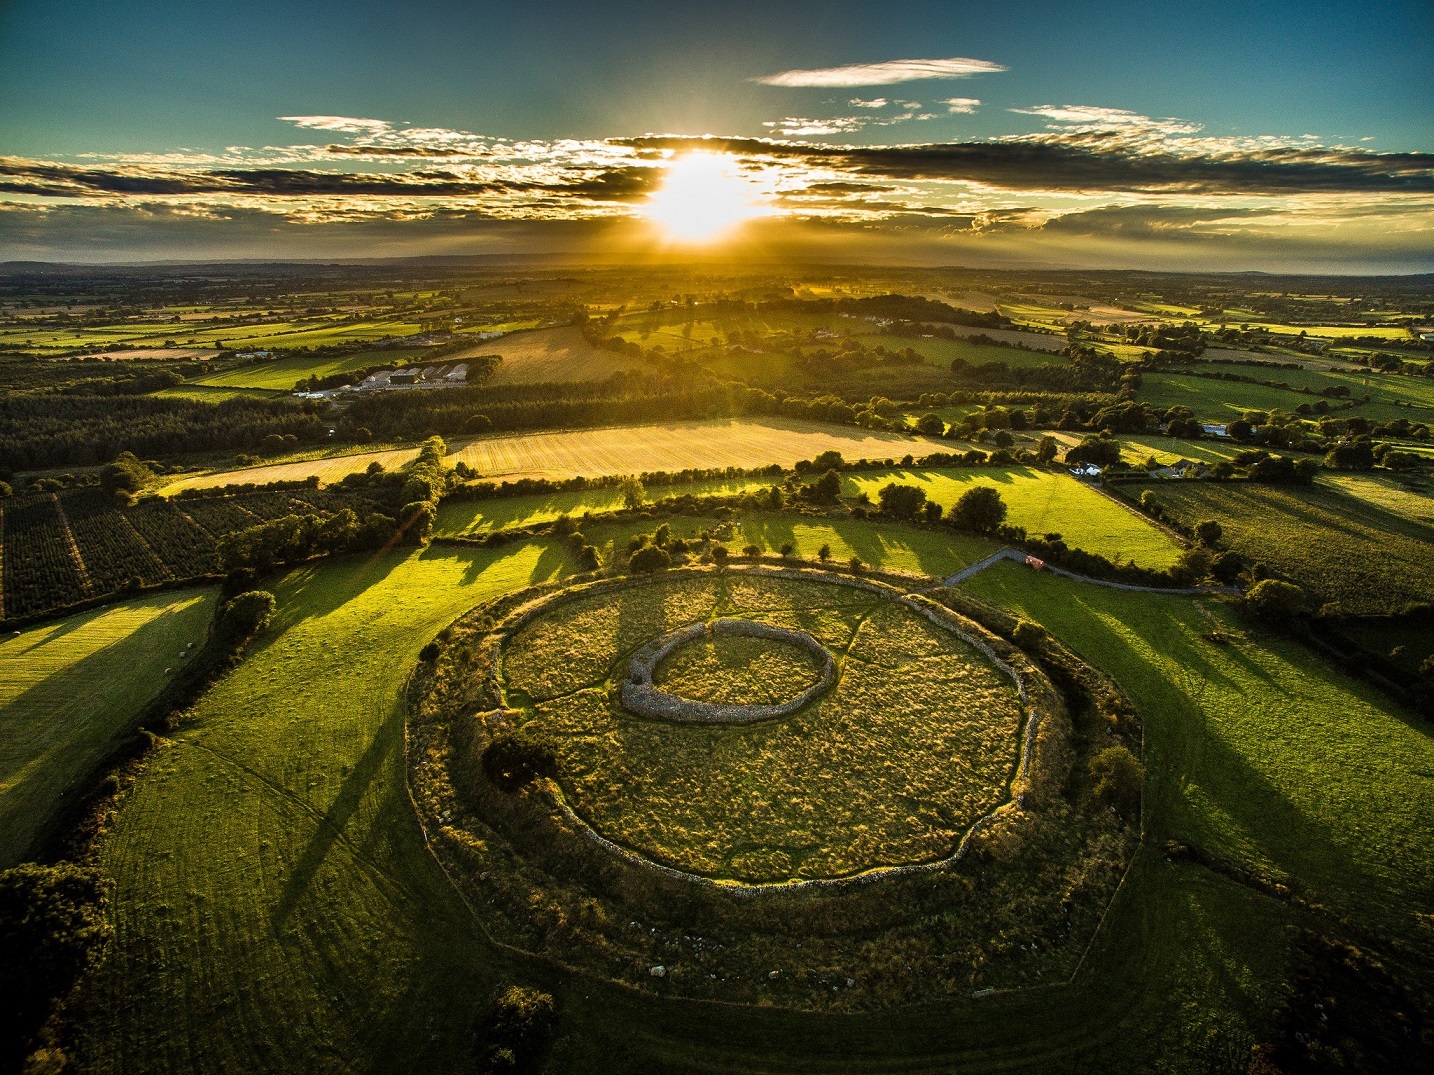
[
  {"xmin": 619, "ymin": 135, "xmax": 1434, "ymax": 195},
  {"xmin": 0, "ymin": 157, "xmax": 656, "ymax": 202}
]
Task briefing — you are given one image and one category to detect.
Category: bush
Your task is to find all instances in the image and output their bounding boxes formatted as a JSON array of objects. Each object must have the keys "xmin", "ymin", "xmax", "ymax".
[
  {"xmin": 481, "ymin": 733, "xmax": 558, "ymax": 793},
  {"xmin": 478, "ymin": 985, "xmax": 557, "ymax": 1073},
  {"xmin": 711, "ymin": 545, "xmax": 729, "ymax": 567},
  {"xmin": 1089, "ymin": 744, "xmax": 1143, "ymax": 818},
  {"xmin": 915, "ymin": 413, "xmax": 945, "ymax": 436},
  {"xmin": 949, "ymin": 485, "xmax": 1008, "ymax": 534},
  {"xmin": 1012, "ymin": 619, "xmax": 1047, "ymax": 650},
  {"xmin": 217, "ymin": 590, "xmax": 276, "ymax": 643},
  {"xmin": 419, "ymin": 641, "xmax": 440, "ymax": 663},
  {"xmin": 629, "ymin": 544, "xmax": 671, "ymax": 574}
]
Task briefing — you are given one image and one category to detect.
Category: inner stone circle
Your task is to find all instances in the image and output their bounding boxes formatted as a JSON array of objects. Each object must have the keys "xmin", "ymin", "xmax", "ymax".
[{"xmin": 621, "ymin": 618, "xmax": 837, "ymax": 723}]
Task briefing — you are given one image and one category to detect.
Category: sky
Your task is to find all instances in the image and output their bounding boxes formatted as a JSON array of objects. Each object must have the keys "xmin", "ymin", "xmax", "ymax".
[{"xmin": 0, "ymin": 0, "xmax": 1431, "ymax": 270}]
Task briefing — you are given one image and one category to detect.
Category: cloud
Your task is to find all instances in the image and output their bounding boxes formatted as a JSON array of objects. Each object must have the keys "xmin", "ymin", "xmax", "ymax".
[
  {"xmin": 753, "ymin": 56, "xmax": 1007, "ymax": 87},
  {"xmin": 762, "ymin": 117, "xmax": 868, "ymax": 136},
  {"xmin": 278, "ymin": 115, "xmax": 392, "ymax": 134},
  {"xmin": 944, "ymin": 98, "xmax": 981, "ymax": 114},
  {"xmin": 849, "ymin": 98, "xmax": 889, "ymax": 109},
  {"xmin": 1010, "ymin": 104, "xmax": 1202, "ymax": 136},
  {"xmin": 621, "ymin": 136, "xmax": 1434, "ymax": 197}
]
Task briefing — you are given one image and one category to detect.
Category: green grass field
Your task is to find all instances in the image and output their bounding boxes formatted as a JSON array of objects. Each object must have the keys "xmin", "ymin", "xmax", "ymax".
[
  {"xmin": 843, "ymin": 468, "xmax": 1183, "ymax": 567},
  {"xmin": 850, "ymin": 333, "xmax": 1059, "ymax": 370},
  {"xmin": 1131, "ymin": 480, "xmax": 1434, "ymax": 614},
  {"xmin": 1139, "ymin": 369, "xmax": 1434, "ymax": 423},
  {"xmin": 1321, "ymin": 471, "xmax": 1434, "ymax": 526},
  {"xmin": 193, "ymin": 348, "xmax": 428, "ymax": 391},
  {"xmin": 434, "ymin": 478, "xmax": 774, "ymax": 536},
  {"xmin": 962, "ymin": 564, "xmax": 1433, "ymax": 924},
  {"xmin": 0, "ymin": 588, "xmax": 216, "ymax": 866}
]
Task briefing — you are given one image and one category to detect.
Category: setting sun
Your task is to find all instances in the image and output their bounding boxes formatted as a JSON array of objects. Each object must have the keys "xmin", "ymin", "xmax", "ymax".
[{"xmin": 642, "ymin": 153, "xmax": 771, "ymax": 243}]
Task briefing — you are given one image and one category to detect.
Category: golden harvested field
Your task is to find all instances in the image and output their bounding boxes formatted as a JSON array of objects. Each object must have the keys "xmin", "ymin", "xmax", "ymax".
[
  {"xmin": 465, "ymin": 325, "xmax": 644, "ymax": 383},
  {"xmin": 159, "ymin": 418, "xmax": 946, "ymax": 493}
]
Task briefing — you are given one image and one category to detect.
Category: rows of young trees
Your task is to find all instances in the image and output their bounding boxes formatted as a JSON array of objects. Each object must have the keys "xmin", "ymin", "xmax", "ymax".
[{"xmin": 0, "ymin": 485, "xmax": 392, "ymax": 623}]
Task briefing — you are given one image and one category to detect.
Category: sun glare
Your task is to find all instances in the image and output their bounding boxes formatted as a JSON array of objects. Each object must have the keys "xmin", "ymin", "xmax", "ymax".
[{"xmin": 642, "ymin": 153, "xmax": 770, "ymax": 243}]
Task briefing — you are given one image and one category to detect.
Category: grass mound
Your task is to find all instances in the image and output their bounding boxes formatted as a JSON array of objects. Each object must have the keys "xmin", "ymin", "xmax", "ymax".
[{"xmin": 652, "ymin": 632, "xmax": 824, "ymax": 706}]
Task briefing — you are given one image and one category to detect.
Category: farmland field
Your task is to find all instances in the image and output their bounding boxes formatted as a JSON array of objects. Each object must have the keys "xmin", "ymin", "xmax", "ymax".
[
  {"xmin": 158, "ymin": 418, "xmax": 947, "ymax": 494},
  {"xmin": 0, "ymin": 588, "xmax": 216, "ymax": 865},
  {"xmin": 843, "ymin": 467, "xmax": 1183, "ymax": 567},
  {"xmin": 1128, "ymin": 480, "xmax": 1434, "ymax": 613},
  {"xmin": 479, "ymin": 325, "xmax": 645, "ymax": 383},
  {"xmin": 1138, "ymin": 369, "xmax": 1434, "ymax": 422},
  {"xmin": 1321, "ymin": 471, "xmax": 1434, "ymax": 525}
]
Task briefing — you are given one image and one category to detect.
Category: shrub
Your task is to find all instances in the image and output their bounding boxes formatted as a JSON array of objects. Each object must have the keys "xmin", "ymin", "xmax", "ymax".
[
  {"xmin": 711, "ymin": 545, "xmax": 729, "ymax": 567},
  {"xmin": 949, "ymin": 486, "xmax": 1008, "ymax": 534},
  {"xmin": 817, "ymin": 543, "xmax": 832, "ymax": 562},
  {"xmin": 778, "ymin": 542, "xmax": 795, "ymax": 558},
  {"xmin": 481, "ymin": 732, "xmax": 558, "ymax": 793},
  {"xmin": 742, "ymin": 544, "xmax": 761, "ymax": 559},
  {"xmin": 419, "ymin": 642, "xmax": 440, "ymax": 663},
  {"xmin": 1012, "ymin": 620, "xmax": 1047, "ymax": 650},
  {"xmin": 477, "ymin": 985, "xmax": 557, "ymax": 1074},
  {"xmin": 1089, "ymin": 744, "xmax": 1143, "ymax": 818},
  {"xmin": 629, "ymin": 545, "xmax": 671, "ymax": 574},
  {"xmin": 847, "ymin": 556, "xmax": 864, "ymax": 573}
]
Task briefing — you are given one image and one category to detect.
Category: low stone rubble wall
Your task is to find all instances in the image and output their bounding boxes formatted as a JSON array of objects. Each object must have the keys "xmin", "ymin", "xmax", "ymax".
[{"xmin": 621, "ymin": 618, "xmax": 836, "ymax": 723}]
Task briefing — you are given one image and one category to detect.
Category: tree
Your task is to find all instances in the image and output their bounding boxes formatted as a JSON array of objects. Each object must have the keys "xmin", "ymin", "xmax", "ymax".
[
  {"xmin": 629, "ymin": 544, "xmax": 671, "ymax": 574},
  {"xmin": 0, "ymin": 863, "xmax": 112, "ymax": 1066},
  {"xmin": 1065, "ymin": 436, "xmax": 1122, "ymax": 467},
  {"xmin": 742, "ymin": 544, "xmax": 761, "ymax": 558},
  {"xmin": 711, "ymin": 545, "xmax": 729, "ymax": 568},
  {"xmin": 766, "ymin": 485, "xmax": 785, "ymax": 510},
  {"xmin": 217, "ymin": 590, "xmax": 276, "ymax": 643},
  {"xmin": 817, "ymin": 543, "xmax": 832, "ymax": 562},
  {"xmin": 1089, "ymin": 744, "xmax": 1143, "ymax": 818},
  {"xmin": 99, "ymin": 450, "xmax": 152, "ymax": 500},
  {"xmin": 779, "ymin": 542, "xmax": 796, "ymax": 558},
  {"xmin": 949, "ymin": 486, "xmax": 1007, "ymax": 533},
  {"xmin": 1324, "ymin": 440, "xmax": 1375, "ymax": 470},
  {"xmin": 619, "ymin": 476, "xmax": 646, "ymax": 510},
  {"xmin": 481, "ymin": 732, "xmax": 558, "ymax": 793},
  {"xmin": 877, "ymin": 482, "xmax": 926, "ymax": 520},
  {"xmin": 1035, "ymin": 435, "xmax": 1059, "ymax": 464},
  {"xmin": 400, "ymin": 500, "xmax": 436, "ymax": 545},
  {"xmin": 915, "ymin": 413, "xmax": 945, "ymax": 436},
  {"xmin": 1246, "ymin": 578, "xmax": 1306, "ymax": 622},
  {"xmin": 811, "ymin": 469, "xmax": 842, "ymax": 503},
  {"xmin": 1194, "ymin": 520, "xmax": 1223, "ymax": 547}
]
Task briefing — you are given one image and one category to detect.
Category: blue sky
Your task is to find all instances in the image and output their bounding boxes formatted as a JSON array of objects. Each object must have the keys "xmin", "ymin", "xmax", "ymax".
[{"xmin": 1, "ymin": 0, "xmax": 1431, "ymax": 267}]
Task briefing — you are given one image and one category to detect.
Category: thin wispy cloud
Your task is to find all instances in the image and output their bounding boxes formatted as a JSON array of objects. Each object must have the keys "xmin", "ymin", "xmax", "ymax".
[
  {"xmin": 849, "ymin": 98, "xmax": 889, "ymax": 109},
  {"xmin": 278, "ymin": 115, "xmax": 393, "ymax": 134},
  {"xmin": 944, "ymin": 98, "xmax": 981, "ymax": 114},
  {"xmin": 753, "ymin": 56, "xmax": 1007, "ymax": 87},
  {"xmin": 1010, "ymin": 104, "xmax": 1202, "ymax": 136}
]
